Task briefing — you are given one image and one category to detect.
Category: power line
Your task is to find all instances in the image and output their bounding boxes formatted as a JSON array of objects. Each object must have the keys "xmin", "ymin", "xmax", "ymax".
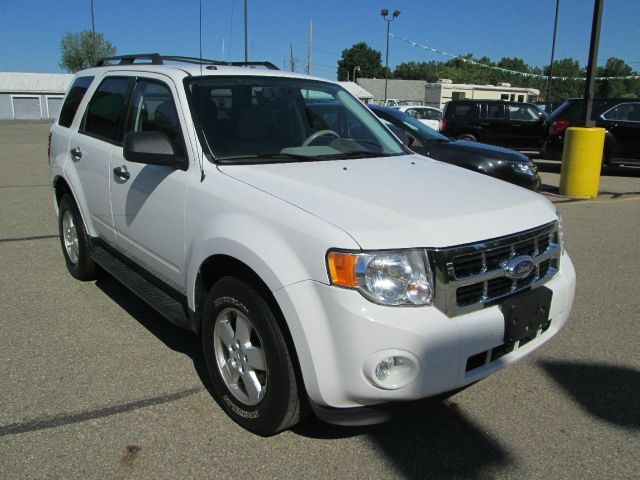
[{"xmin": 312, "ymin": 46, "xmax": 341, "ymax": 57}]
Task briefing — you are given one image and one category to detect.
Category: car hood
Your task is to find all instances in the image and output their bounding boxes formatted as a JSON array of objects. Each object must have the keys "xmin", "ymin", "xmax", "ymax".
[
  {"xmin": 218, "ymin": 154, "xmax": 556, "ymax": 249},
  {"xmin": 442, "ymin": 140, "xmax": 530, "ymax": 162}
]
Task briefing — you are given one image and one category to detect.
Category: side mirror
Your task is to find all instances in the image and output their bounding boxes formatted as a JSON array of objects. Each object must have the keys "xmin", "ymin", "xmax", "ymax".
[{"xmin": 123, "ymin": 131, "xmax": 184, "ymax": 168}]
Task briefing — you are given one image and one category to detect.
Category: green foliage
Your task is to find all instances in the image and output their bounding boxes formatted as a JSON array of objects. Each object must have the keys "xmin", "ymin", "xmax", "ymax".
[
  {"xmin": 337, "ymin": 42, "xmax": 384, "ymax": 81},
  {"xmin": 392, "ymin": 54, "xmax": 639, "ymax": 103},
  {"xmin": 60, "ymin": 30, "xmax": 116, "ymax": 73}
]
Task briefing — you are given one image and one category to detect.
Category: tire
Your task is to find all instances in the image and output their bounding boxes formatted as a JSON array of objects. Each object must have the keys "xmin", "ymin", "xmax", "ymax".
[
  {"xmin": 457, "ymin": 133, "xmax": 477, "ymax": 142},
  {"xmin": 58, "ymin": 194, "xmax": 99, "ymax": 281},
  {"xmin": 201, "ymin": 276, "xmax": 303, "ymax": 435}
]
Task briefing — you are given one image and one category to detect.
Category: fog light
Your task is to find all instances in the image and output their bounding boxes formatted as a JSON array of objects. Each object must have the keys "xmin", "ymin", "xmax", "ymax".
[
  {"xmin": 364, "ymin": 350, "xmax": 420, "ymax": 390},
  {"xmin": 375, "ymin": 357, "xmax": 396, "ymax": 380}
]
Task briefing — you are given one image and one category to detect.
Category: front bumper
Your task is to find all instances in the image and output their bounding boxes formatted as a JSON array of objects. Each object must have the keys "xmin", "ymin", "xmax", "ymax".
[{"xmin": 274, "ymin": 252, "xmax": 575, "ymax": 410}]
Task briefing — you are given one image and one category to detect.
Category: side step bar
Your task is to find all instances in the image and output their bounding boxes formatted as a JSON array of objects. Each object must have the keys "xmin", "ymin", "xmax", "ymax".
[{"xmin": 90, "ymin": 246, "xmax": 197, "ymax": 333}]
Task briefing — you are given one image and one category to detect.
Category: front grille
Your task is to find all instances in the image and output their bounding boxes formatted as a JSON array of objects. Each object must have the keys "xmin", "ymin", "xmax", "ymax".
[{"xmin": 429, "ymin": 222, "xmax": 560, "ymax": 316}]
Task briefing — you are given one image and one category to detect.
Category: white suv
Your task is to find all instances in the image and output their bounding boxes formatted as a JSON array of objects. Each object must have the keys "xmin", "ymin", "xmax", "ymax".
[{"xmin": 49, "ymin": 54, "xmax": 575, "ymax": 435}]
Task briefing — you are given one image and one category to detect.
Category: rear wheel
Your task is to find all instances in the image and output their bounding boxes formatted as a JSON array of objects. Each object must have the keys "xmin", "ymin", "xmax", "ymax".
[
  {"xmin": 201, "ymin": 276, "xmax": 303, "ymax": 435},
  {"xmin": 58, "ymin": 194, "xmax": 99, "ymax": 280},
  {"xmin": 457, "ymin": 133, "xmax": 477, "ymax": 142}
]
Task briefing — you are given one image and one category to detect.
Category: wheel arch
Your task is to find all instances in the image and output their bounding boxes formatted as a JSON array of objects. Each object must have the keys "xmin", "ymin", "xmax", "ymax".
[{"xmin": 194, "ymin": 253, "xmax": 309, "ymax": 402}]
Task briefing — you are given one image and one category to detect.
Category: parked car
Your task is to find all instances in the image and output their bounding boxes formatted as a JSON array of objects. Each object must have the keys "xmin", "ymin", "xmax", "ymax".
[
  {"xmin": 370, "ymin": 105, "xmax": 540, "ymax": 190},
  {"xmin": 543, "ymin": 98, "xmax": 640, "ymax": 165},
  {"xmin": 442, "ymin": 99, "xmax": 548, "ymax": 150},
  {"xmin": 396, "ymin": 105, "xmax": 443, "ymax": 131},
  {"xmin": 49, "ymin": 54, "xmax": 575, "ymax": 435}
]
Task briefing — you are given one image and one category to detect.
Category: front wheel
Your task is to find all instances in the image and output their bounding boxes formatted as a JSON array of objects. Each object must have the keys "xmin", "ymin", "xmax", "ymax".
[{"xmin": 201, "ymin": 277, "xmax": 304, "ymax": 435}]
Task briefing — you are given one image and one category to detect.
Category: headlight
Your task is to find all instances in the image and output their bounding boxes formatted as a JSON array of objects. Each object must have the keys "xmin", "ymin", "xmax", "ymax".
[
  {"xmin": 327, "ymin": 249, "xmax": 433, "ymax": 306},
  {"xmin": 556, "ymin": 210, "xmax": 564, "ymax": 255},
  {"xmin": 512, "ymin": 163, "xmax": 535, "ymax": 175}
]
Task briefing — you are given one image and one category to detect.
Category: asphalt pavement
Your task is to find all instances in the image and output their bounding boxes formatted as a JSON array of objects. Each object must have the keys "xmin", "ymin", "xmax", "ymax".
[{"xmin": 1, "ymin": 121, "xmax": 638, "ymax": 479}]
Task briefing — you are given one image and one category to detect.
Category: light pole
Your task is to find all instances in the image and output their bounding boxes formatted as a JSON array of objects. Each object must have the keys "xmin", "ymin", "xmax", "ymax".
[
  {"xmin": 381, "ymin": 8, "xmax": 400, "ymax": 104},
  {"xmin": 352, "ymin": 65, "xmax": 361, "ymax": 83},
  {"xmin": 546, "ymin": 0, "xmax": 560, "ymax": 111}
]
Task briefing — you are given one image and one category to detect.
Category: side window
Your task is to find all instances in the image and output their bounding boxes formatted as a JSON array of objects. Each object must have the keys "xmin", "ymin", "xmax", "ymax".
[
  {"xmin": 126, "ymin": 79, "xmax": 185, "ymax": 157},
  {"xmin": 406, "ymin": 108, "xmax": 419, "ymax": 118},
  {"xmin": 451, "ymin": 91, "xmax": 466, "ymax": 100},
  {"xmin": 58, "ymin": 76, "xmax": 94, "ymax": 127},
  {"xmin": 480, "ymin": 104, "xmax": 505, "ymax": 120},
  {"xmin": 450, "ymin": 104, "xmax": 473, "ymax": 119},
  {"xmin": 425, "ymin": 109, "xmax": 442, "ymax": 120},
  {"xmin": 508, "ymin": 105, "xmax": 539, "ymax": 122},
  {"xmin": 83, "ymin": 77, "xmax": 134, "ymax": 142},
  {"xmin": 603, "ymin": 103, "xmax": 640, "ymax": 122}
]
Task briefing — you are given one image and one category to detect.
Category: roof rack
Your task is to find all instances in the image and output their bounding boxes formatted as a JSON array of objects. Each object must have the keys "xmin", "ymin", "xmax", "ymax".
[{"xmin": 95, "ymin": 54, "xmax": 279, "ymax": 70}]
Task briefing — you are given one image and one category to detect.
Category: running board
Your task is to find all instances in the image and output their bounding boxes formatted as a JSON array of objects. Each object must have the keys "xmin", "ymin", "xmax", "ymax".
[{"xmin": 90, "ymin": 246, "xmax": 197, "ymax": 333}]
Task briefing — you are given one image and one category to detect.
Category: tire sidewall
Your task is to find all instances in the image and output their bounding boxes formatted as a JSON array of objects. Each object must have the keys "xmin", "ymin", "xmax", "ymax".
[
  {"xmin": 201, "ymin": 277, "xmax": 297, "ymax": 435},
  {"xmin": 58, "ymin": 195, "xmax": 95, "ymax": 280}
]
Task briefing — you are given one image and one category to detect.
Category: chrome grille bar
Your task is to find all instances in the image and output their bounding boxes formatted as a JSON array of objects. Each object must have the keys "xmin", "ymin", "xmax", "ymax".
[{"xmin": 428, "ymin": 221, "xmax": 560, "ymax": 317}]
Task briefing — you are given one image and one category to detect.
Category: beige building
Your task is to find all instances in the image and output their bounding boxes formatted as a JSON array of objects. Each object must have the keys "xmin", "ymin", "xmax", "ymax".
[{"xmin": 425, "ymin": 79, "xmax": 540, "ymax": 109}]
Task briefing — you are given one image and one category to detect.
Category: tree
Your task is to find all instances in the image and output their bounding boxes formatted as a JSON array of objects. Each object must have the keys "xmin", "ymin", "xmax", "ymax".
[
  {"xmin": 596, "ymin": 57, "xmax": 638, "ymax": 98},
  {"xmin": 60, "ymin": 30, "xmax": 116, "ymax": 72},
  {"xmin": 337, "ymin": 42, "xmax": 384, "ymax": 81}
]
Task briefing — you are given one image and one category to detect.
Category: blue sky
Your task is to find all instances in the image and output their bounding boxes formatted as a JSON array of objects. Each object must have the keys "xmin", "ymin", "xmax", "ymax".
[{"xmin": 1, "ymin": 0, "xmax": 639, "ymax": 78}]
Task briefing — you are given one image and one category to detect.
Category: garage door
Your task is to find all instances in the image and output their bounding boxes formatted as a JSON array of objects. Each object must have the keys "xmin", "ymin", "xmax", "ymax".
[
  {"xmin": 46, "ymin": 97, "xmax": 64, "ymax": 119},
  {"xmin": 13, "ymin": 97, "xmax": 41, "ymax": 119}
]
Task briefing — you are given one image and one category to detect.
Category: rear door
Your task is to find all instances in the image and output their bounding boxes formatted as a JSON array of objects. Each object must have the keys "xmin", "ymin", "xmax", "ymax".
[
  {"xmin": 601, "ymin": 102, "xmax": 640, "ymax": 163},
  {"xmin": 70, "ymin": 76, "xmax": 135, "ymax": 244},
  {"xmin": 506, "ymin": 104, "xmax": 545, "ymax": 148},
  {"xmin": 109, "ymin": 74, "xmax": 190, "ymax": 291},
  {"xmin": 478, "ymin": 103, "xmax": 507, "ymax": 145}
]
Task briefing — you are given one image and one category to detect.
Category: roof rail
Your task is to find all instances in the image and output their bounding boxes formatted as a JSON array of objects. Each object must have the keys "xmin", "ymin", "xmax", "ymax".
[{"xmin": 95, "ymin": 54, "xmax": 279, "ymax": 70}]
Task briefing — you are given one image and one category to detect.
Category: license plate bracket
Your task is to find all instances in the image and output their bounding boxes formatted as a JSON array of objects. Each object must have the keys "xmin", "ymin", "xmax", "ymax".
[{"xmin": 500, "ymin": 287, "xmax": 552, "ymax": 344}]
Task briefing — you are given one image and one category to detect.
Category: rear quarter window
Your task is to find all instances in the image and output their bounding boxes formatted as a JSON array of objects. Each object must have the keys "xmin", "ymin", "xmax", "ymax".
[{"xmin": 58, "ymin": 76, "xmax": 94, "ymax": 127}]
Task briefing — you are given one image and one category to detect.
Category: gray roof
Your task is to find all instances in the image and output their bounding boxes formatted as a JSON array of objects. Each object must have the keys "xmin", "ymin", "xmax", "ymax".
[
  {"xmin": 0, "ymin": 72, "xmax": 73, "ymax": 94},
  {"xmin": 337, "ymin": 81, "xmax": 373, "ymax": 100},
  {"xmin": 356, "ymin": 78, "xmax": 426, "ymax": 102}
]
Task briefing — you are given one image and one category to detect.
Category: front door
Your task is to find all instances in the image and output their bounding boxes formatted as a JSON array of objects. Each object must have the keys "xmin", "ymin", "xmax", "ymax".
[{"xmin": 109, "ymin": 75, "xmax": 190, "ymax": 292}]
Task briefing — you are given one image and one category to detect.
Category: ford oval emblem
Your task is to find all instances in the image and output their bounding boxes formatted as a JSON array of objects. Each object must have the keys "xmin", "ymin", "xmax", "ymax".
[{"xmin": 503, "ymin": 256, "xmax": 535, "ymax": 279}]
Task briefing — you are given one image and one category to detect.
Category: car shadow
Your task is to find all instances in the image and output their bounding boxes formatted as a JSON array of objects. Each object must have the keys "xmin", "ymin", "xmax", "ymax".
[
  {"xmin": 293, "ymin": 400, "xmax": 512, "ymax": 479},
  {"xmin": 94, "ymin": 276, "xmax": 218, "ymax": 401},
  {"xmin": 96, "ymin": 275, "xmax": 513, "ymax": 475},
  {"xmin": 539, "ymin": 360, "xmax": 639, "ymax": 430}
]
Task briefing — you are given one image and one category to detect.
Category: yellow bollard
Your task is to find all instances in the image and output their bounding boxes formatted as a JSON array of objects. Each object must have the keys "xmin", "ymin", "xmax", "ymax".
[{"xmin": 558, "ymin": 127, "xmax": 605, "ymax": 198}]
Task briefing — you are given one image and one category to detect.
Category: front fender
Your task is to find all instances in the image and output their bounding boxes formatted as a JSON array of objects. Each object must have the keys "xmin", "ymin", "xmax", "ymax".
[{"xmin": 185, "ymin": 210, "xmax": 359, "ymax": 310}]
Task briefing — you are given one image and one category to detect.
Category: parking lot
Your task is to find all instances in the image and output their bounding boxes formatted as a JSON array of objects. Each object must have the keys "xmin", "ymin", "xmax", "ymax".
[{"xmin": 0, "ymin": 121, "xmax": 638, "ymax": 479}]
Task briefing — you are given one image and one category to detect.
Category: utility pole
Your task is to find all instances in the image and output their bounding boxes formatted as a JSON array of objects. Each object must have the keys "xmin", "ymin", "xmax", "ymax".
[
  {"xmin": 307, "ymin": 19, "xmax": 312, "ymax": 75},
  {"xmin": 244, "ymin": 0, "xmax": 248, "ymax": 62},
  {"xmin": 582, "ymin": 0, "xmax": 604, "ymax": 127},
  {"xmin": 546, "ymin": 0, "xmax": 560, "ymax": 110},
  {"xmin": 90, "ymin": 0, "xmax": 96, "ymax": 64},
  {"xmin": 290, "ymin": 43, "xmax": 295, "ymax": 72}
]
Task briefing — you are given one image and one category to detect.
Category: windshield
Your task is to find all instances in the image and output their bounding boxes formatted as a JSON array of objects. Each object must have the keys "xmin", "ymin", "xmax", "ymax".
[
  {"xmin": 184, "ymin": 76, "xmax": 406, "ymax": 163},
  {"xmin": 381, "ymin": 108, "xmax": 449, "ymax": 142}
]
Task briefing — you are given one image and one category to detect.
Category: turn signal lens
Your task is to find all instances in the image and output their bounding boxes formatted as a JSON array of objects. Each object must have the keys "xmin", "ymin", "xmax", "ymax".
[{"xmin": 327, "ymin": 252, "xmax": 358, "ymax": 287}]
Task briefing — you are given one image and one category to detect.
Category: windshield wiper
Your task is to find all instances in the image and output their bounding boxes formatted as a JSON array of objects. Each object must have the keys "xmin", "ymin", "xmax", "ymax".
[
  {"xmin": 322, "ymin": 150, "xmax": 401, "ymax": 159},
  {"xmin": 216, "ymin": 152, "xmax": 328, "ymax": 164}
]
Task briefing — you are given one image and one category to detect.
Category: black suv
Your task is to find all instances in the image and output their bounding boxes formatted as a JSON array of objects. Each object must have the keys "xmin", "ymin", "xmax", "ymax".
[
  {"xmin": 543, "ymin": 98, "xmax": 640, "ymax": 165},
  {"xmin": 442, "ymin": 100, "xmax": 548, "ymax": 150}
]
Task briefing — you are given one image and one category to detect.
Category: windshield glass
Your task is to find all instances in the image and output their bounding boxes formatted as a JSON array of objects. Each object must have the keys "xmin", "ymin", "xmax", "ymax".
[
  {"xmin": 185, "ymin": 76, "xmax": 406, "ymax": 162},
  {"xmin": 390, "ymin": 110, "xmax": 449, "ymax": 142}
]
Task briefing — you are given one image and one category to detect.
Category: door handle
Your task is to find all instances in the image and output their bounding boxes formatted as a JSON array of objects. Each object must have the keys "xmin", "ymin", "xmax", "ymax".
[
  {"xmin": 113, "ymin": 166, "xmax": 130, "ymax": 180},
  {"xmin": 70, "ymin": 147, "xmax": 82, "ymax": 159}
]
